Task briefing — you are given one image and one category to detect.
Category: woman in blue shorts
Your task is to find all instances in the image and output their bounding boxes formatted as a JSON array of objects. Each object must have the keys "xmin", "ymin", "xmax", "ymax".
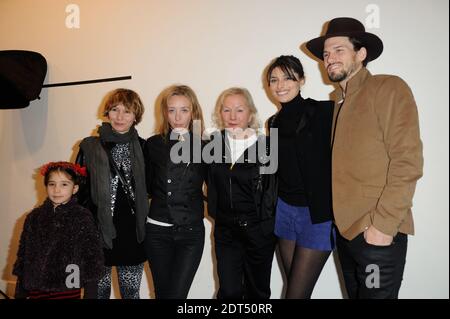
[{"xmin": 266, "ymin": 55, "xmax": 335, "ymax": 298}]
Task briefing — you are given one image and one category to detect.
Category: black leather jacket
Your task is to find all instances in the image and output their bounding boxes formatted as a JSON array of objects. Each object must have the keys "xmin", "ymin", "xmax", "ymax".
[{"xmin": 206, "ymin": 131, "xmax": 277, "ymax": 225}]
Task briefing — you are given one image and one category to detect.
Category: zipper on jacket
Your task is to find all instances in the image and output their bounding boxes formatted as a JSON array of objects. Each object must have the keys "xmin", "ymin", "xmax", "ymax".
[
  {"xmin": 225, "ymin": 135, "xmax": 235, "ymax": 210},
  {"xmin": 229, "ymin": 161, "xmax": 234, "ymax": 210},
  {"xmin": 229, "ymin": 176, "xmax": 234, "ymax": 209}
]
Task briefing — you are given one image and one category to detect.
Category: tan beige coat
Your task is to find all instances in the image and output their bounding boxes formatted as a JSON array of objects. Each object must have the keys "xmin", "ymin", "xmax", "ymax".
[{"xmin": 331, "ymin": 68, "xmax": 423, "ymax": 240}]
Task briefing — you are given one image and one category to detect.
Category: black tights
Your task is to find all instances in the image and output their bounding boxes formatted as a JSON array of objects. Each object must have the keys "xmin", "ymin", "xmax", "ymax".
[{"xmin": 278, "ymin": 238, "xmax": 331, "ymax": 299}]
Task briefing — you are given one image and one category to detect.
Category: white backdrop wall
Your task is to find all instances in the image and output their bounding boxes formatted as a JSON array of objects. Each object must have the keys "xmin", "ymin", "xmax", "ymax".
[{"xmin": 0, "ymin": 0, "xmax": 448, "ymax": 299}]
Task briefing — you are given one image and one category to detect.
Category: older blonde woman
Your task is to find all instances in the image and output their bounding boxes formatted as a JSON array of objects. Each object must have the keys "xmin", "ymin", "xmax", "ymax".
[{"xmin": 207, "ymin": 87, "xmax": 277, "ymax": 299}]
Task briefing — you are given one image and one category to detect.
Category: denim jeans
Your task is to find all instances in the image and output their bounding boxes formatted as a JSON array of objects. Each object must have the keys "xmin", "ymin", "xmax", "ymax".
[{"xmin": 145, "ymin": 222, "xmax": 205, "ymax": 299}]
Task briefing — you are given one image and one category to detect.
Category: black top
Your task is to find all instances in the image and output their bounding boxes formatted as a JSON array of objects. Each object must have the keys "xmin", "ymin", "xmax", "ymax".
[
  {"xmin": 206, "ymin": 131, "xmax": 277, "ymax": 226},
  {"xmin": 75, "ymin": 134, "xmax": 148, "ymax": 251},
  {"xmin": 209, "ymin": 142, "xmax": 260, "ymax": 224},
  {"xmin": 104, "ymin": 181, "xmax": 146, "ymax": 266},
  {"xmin": 144, "ymin": 132, "xmax": 206, "ymax": 226},
  {"xmin": 269, "ymin": 96, "xmax": 335, "ymax": 224},
  {"xmin": 76, "ymin": 138, "xmax": 147, "ymax": 266},
  {"xmin": 274, "ymin": 94, "xmax": 308, "ymax": 206}
]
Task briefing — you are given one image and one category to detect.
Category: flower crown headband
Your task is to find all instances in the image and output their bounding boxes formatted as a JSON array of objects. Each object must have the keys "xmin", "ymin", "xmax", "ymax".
[{"xmin": 40, "ymin": 161, "xmax": 87, "ymax": 177}]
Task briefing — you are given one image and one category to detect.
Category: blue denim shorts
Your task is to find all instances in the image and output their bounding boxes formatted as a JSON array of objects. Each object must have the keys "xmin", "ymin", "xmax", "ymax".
[{"xmin": 275, "ymin": 198, "xmax": 335, "ymax": 251}]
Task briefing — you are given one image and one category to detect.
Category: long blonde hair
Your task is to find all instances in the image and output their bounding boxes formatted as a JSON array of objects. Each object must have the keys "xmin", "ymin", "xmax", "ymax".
[{"xmin": 157, "ymin": 85, "xmax": 205, "ymax": 137}]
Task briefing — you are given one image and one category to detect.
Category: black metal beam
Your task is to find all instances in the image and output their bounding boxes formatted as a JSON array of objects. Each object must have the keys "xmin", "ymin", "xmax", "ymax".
[{"xmin": 42, "ymin": 75, "xmax": 131, "ymax": 88}]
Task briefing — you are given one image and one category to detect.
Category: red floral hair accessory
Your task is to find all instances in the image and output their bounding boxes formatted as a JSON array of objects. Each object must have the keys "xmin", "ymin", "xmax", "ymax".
[{"xmin": 40, "ymin": 161, "xmax": 87, "ymax": 177}]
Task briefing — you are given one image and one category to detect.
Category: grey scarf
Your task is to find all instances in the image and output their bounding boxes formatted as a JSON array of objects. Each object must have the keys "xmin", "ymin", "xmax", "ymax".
[{"xmin": 80, "ymin": 122, "xmax": 148, "ymax": 249}]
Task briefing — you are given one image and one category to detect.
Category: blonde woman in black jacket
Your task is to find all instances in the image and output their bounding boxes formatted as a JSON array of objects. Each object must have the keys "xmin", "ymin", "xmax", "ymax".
[
  {"xmin": 207, "ymin": 87, "xmax": 277, "ymax": 299},
  {"xmin": 144, "ymin": 85, "xmax": 206, "ymax": 299}
]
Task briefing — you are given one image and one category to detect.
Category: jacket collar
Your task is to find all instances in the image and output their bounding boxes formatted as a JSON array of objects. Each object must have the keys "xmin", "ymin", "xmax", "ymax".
[
  {"xmin": 167, "ymin": 129, "xmax": 191, "ymax": 143},
  {"xmin": 221, "ymin": 129, "xmax": 259, "ymax": 164},
  {"xmin": 43, "ymin": 196, "xmax": 78, "ymax": 213},
  {"xmin": 331, "ymin": 67, "xmax": 371, "ymax": 103},
  {"xmin": 280, "ymin": 93, "xmax": 304, "ymax": 109}
]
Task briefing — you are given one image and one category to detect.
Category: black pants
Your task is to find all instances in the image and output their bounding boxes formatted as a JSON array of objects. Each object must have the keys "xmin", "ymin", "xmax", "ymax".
[
  {"xmin": 214, "ymin": 218, "xmax": 276, "ymax": 299},
  {"xmin": 145, "ymin": 222, "xmax": 205, "ymax": 299},
  {"xmin": 336, "ymin": 231, "xmax": 408, "ymax": 299}
]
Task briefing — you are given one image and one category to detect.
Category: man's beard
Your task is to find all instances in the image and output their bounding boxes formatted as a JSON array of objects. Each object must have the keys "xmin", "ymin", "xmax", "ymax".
[
  {"xmin": 328, "ymin": 70, "xmax": 348, "ymax": 83},
  {"xmin": 327, "ymin": 61, "xmax": 358, "ymax": 83}
]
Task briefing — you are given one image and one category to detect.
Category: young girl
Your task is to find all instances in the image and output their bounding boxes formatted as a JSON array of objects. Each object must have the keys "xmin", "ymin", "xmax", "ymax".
[
  {"xmin": 13, "ymin": 161, "xmax": 104, "ymax": 299},
  {"xmin": 144, "ymin": 84, "xmax": 206, "ymax": 299}
]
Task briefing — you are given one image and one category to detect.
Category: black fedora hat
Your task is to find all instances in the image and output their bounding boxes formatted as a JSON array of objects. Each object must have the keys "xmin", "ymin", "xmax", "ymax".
[{"xmin": 306, "ymin": 17, "xmax": 383, "ymax": 61}]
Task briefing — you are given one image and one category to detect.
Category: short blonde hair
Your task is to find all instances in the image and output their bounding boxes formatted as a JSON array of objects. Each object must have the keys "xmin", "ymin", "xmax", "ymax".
[
  {"xmin": 213, "ymin": 87, "xmax": 260, "ymax": 130},
  {"xmin": 157, "ymin": 85, "xmax": 205, "ymax": 137},
  {"xmin": 103, "ymin": 88, "xmax": 145, "ymax": 124}
]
